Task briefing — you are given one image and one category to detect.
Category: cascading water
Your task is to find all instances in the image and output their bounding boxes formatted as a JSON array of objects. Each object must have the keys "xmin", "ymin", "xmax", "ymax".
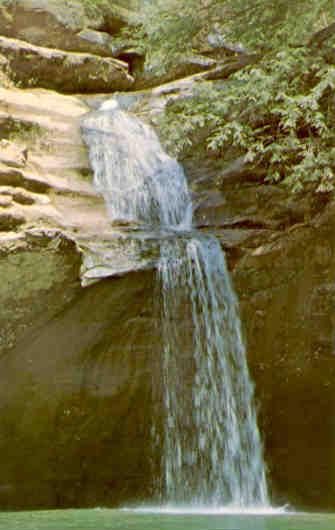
[
  {"xmin": 82, "ymin": 99, "xmax": 269, "ymax": 508},
  {"xmin": 83, "ymin": 100, "xmax": 192, "ymax": 228},
  {"xmin": 159, "ymin": 236, "xmax": 268, "ymax": 507}
]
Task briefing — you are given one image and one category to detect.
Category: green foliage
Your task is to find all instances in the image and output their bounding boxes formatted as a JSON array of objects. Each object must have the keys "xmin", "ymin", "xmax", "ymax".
[
  {"xmin": 122, "ymin": 0, "xmax": 335, "ymax": 193},
  {"xmin": 128, "ymin": 0, "xmax": 223, "ymax": 73},
  {"xmin": 128, "ymin": 0, "xmax": 335, "ymax": 193},
  {"xmin": 117, "ymin": 1, "xmax": 198, "ymax": 74},
  {"xmin": 225, "ymin": 0, "xmax": 334, "ymax": 49},
  {"xmin": 130, "ymin": 0, "xmax": 334, "ymax": 74},
  {"xmin": 157, "ymin": 47, "xmax": 335, "ymax": 192},
  {"xmin": 79, "ymin": 0, "xmax": 107, "ymax": 12}
]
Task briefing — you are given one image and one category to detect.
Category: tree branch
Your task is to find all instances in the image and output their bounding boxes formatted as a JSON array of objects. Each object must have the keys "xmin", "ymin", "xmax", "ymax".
[{"xmin": 308, "ymin": 21, "xmax": 335, "ymax": 48}]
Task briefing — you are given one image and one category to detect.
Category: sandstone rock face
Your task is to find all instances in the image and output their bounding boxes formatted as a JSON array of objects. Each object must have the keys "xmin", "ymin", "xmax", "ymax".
[
  {"xmin": 0, "ymin": 253, "xmax": 157, "ymax": 508},
  {"xmin": 0, "ymin": 0, "xmax": 133, "ymax": 55},
  {"xmin": 0, "ymin": 83, "xmax": 161, "ymax": 508},
  {"xmin": 0, "ymin": 86, "xmax": 106, "ymax": 232},
  {"xmin": 183, "ymin": 149, "xmax": 335, "ymax": 511},
  {"xmin": 0, "ymin": 36, "xmax": 133, "ymax": 93},
  {"xmin": 234, "ymin": 210, "xmax": 335, "ymax": 510}
]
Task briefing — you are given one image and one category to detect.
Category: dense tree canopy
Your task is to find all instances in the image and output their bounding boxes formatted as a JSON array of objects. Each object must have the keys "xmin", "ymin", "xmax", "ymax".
[
  {"xmin": 132, "ymin": 0, "xmax": 334, "ymax": 69},
  {"xmin": 130, "ymin": 0, "xmax": 335, "ymax": 193}
]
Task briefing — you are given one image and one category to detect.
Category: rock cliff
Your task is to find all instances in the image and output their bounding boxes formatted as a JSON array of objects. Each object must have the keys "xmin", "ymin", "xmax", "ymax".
[{"xmin": 0, "ymin": 0, "xmax": 335, "ymax": 512}]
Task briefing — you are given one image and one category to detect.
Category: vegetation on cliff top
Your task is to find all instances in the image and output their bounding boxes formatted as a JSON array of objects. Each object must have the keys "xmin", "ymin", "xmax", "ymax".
[{"xmin": 133, "ymin": 0, "xmax": 335, "ymax": 193}]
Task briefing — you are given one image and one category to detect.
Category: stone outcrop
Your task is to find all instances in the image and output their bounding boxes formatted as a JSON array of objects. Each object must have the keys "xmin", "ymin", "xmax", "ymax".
[
  {"xmin": 0, "ymin": 86, "xmax": 105, "ymax": 230},
  {"xmin": 0, "ymin": 0, "xmax": 249, "ymax": 91},
  {"xmin": 0, "ymin": 243, "xmax": 156, "ymax": 508},
  {"xmin": 0, "ymin": 0, "xmax": 134, "ymax": 55},
  {"xmin": 235, "ymin": 206, "xmax": 335, "ymax": 510},
  {"xmin": 0, "ymin": 83, "xmax": 161, "ymax": 508},
  {"xmin": 0, "ymin": 36, "xmax": 133, "ymax": 93}
]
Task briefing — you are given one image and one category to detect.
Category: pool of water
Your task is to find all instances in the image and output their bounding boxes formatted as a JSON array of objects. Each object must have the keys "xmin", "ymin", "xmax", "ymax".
[{"xmin": 0, "ymin": 509, "xmax": 334, "ymax": 530}]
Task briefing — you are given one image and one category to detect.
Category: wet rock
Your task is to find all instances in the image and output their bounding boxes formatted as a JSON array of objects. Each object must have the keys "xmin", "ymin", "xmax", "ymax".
[
  {"xmin": 80, "ymin": 233, "xmax": 161, "ymax": 286},
  {"xmin": 0, "ymin": 227, "xmax": 156, "ymax": 509},
  {"xmin": 232, "ymin": 206, "xmax": 335, "ymax": 510}
]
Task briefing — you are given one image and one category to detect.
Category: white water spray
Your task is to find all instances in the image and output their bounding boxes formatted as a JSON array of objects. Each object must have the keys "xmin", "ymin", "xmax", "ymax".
[{"xmin": 83, "ymin": 101, "xmax": 192, "ymax": 228}]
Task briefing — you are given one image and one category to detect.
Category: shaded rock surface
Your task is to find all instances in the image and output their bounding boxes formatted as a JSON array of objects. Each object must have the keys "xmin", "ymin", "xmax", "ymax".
[
  {"xmin": 0, "ymin": 36, "xmax": 133, "ymax": 93},
  {"xmin": 0, "ymin": 243, "xmax": 154, "ymax": 505},
  {"xmin": 0, "ymin": 236, "xmax": 157, "ymax": 507},
  {"xmin": 0, "ymin": 0, "xmax": 134, "ymax": 55},
  {"xmin": 182, "ymin": 146, "xmax": 335, "ymax": 511},
  {"xmin": 234, "ymin": 210, "xmax": 335, "ymax": 510}
]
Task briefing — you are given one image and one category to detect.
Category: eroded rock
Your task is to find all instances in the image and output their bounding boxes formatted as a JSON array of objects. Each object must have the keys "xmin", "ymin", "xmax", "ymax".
[
  {"xmin": 0, "ymin": 36, "xmax": 134, "ymax": 93},
  {"xmin": 0, "ymin": 139, "xmax": 27, "ymax": 167},
  {"xmin": 0, "ymin": 0, "xmax": 136, "ymax": 57}
]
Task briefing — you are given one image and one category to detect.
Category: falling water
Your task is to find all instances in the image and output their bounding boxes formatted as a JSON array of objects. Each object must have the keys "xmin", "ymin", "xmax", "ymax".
[
  {"xmin": 159, "ymin": 236, "xmax": 268, "ymax": 506},
  {"xmin": 82, "ymin": 100, "xmax": 269, "ymax": 508},
  {"xmin": 82, "ymin": 100, "xmax": 192, "ymax": 228}
]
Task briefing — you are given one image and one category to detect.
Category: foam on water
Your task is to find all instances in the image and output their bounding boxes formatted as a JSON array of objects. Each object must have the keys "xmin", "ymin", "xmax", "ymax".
[{"xmin": 121, "ymin": 505, "xmax": 288, "ymax": 515}]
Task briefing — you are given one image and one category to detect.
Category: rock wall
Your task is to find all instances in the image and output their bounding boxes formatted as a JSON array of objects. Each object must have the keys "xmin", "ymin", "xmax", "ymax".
[
  {"xmin": 0, "ymin": 256, "xmax": 157, "ymax": 508},
  {"xmin": 235, "ymin": 208, "xmax": 335, "ymax": 510},
  {"xmin": 186, "ymin": 151, "xmax": 335, "ymax": 510}
]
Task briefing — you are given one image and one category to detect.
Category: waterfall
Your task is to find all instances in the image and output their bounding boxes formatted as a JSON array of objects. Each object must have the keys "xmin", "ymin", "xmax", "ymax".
[
  {"xmin": 82, "ymin": 100, "xmax": 269, "ymax": 508},
  {"xmin": 82, "ymin": 100, "xmax": 192, "ymax": 228},
  {"xmin": 159, "ymin": 236, "xmax": 268, "ymax": 506}
]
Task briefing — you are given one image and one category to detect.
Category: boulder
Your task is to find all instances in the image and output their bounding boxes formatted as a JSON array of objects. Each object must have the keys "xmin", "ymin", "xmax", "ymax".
[
  {"xmin": 134, "ymin": 54, "xmax": 219, "ymax": 89},
  {"xmin": 0, "ymin": 36, "xmax": 134, "ymax": 93},
  {"xmin": 0, "ymin": 0, "xmax": 136, "ymax": 56}
]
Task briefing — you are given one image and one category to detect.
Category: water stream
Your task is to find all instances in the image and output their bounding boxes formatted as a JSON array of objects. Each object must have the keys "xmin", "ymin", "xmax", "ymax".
[{"xmin": 82, "ymin": 100, "xmax": 269, "ymax": 508}]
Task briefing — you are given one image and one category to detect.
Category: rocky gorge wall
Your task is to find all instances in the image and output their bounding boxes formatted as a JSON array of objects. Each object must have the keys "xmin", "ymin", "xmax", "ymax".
[
  {"xmin": 0, "ymin": 0, "xmax": 335, "ymax": 512},
  {"xmin": 189, "ymin": 156, "xmax": 335, "ymax": 510}
]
